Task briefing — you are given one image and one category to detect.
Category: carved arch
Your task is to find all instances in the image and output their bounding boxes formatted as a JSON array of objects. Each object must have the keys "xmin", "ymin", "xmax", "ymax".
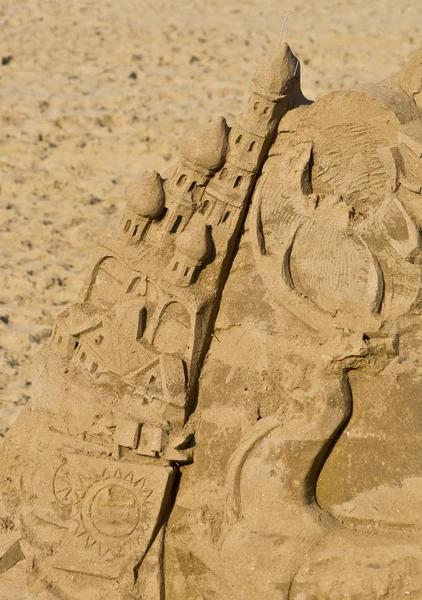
[
  {"xmin": 86, "ymin": 256, "xmax": 126, "ymax": 312},
  {"xmin": 152, "ymin": 301, "xmax": 192, "ymax": 356}
]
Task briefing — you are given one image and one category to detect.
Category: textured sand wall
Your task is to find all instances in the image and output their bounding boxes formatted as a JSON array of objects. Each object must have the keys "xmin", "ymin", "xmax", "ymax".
[{"xmin": 0, "ymin": 0, "xmax": 420, "ymax": 434}]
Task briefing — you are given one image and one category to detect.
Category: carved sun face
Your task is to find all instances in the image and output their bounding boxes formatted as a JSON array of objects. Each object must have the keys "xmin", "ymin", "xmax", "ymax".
[
  {"xmin": 69, "ymin": 467, "xmax": 153, "ymax": 558},
  {"xmin": 51, "ymin": 457, "xmax": 174, "ymax": 579}
]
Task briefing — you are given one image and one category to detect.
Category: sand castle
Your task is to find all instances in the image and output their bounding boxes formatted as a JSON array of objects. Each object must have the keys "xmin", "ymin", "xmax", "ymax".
[{"xmin": 2, "ymin": 41, "xmax": 422, "ymax": 599}]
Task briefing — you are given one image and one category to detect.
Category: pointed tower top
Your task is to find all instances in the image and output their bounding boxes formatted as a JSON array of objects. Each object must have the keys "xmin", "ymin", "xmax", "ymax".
[
  {"xmin": 176, "ymin": 215, "xmax": 211, "ymax": 265},
  {"xmin": 124, "ymin": 171, "xmax": 165, "ymax": 220},
  {"xmin": 180, "ymin": 117, "xmax": 229, "ymax": 172},
  {"xmin": 393, "ymin": 48, "xmax": 422, "ymax": 109},
  {"xmin": 252, "ymin": 42, "xmax": 298, "ymax": 101}
]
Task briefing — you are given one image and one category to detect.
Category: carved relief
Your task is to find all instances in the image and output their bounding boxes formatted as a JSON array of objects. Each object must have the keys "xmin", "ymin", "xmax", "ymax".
[
  {"xmin": 162, "ymin": 48, "xmax": 422, "ymax": 600},
  {"xmin": 153, "ymin": 302, "xmax": 192, "ymax": 355},
  {"xmin": 5, "ymin": 41, "xmax": 422, "ymax": 600},
  {"xmin": 0, "ymin": 41, "xmax": 301, "ymax": 600},
  {"xmin": 53, "ymin": 463, "xmax": 74, "ymax": 507},
  {"xmin": 52, "ymin": 456, "xmax": 174, "ymax": 580},
  {"xmin": 87, "ymin": 256, "xmax": 126, "ymax": 311}
]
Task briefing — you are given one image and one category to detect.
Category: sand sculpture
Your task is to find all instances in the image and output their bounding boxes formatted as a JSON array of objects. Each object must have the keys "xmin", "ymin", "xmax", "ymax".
[{"xmin": 2, "ymin": 41, "xmax": 422, "ymax": 599}]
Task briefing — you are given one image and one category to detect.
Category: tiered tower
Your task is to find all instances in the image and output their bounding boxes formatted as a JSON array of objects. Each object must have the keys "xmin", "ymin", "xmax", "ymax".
[
  {"xmin": 118, "ymin": 171, "xmax": 165, "ymax": 245},
  {"xmin": 198, "ymin": 42, "xmax": 298, "ymax": 231},
  {"xmin": 166, "ymin": 214, "xmax": 211, "ymax": 287},
  {"xmin": 161, "ymin": 117, "xmax": 229, "ymax": 240}
]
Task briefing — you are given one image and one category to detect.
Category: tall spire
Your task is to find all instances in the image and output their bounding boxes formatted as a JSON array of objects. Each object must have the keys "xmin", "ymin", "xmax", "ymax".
[{"xmin": 252, "ymin": 42, "xmax": 298, "ymax": 101}]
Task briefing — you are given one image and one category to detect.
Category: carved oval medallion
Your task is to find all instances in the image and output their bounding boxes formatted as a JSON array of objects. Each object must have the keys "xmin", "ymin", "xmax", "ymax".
[{"xmin": 90, "ymin": 484, "xmax": 140, "ymax": 538}]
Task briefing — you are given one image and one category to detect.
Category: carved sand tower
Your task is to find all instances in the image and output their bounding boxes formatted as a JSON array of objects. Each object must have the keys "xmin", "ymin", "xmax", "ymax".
[
  {"xmin": 3, "ymin": 41, "xmax": 422, "ymax": 599},
  {"xmin": 0, "ymin": 44, "xmax": 300, "ymax": 599}
]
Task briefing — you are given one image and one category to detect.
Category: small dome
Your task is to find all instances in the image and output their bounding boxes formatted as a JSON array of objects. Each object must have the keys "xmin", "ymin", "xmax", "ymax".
[
  {"xmin": 252, "ymin": 42, "xmax": 298, "ymax": 100},
  {"xmin": 180, "ymin": 117, "xmax": 229, "ymax": 171},
  {"xmin": 176, "ymin": 216, "xmax": 211, "ymax": 264},
  {"xmin": 125, "ymin": 171, "xmax": 165, "ymax": 219}
]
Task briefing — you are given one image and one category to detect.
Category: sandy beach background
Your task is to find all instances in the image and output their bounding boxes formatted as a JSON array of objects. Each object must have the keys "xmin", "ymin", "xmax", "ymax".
[{"xmin": 0, "ymin": 0, "xmax": 420, "ymax": 435}]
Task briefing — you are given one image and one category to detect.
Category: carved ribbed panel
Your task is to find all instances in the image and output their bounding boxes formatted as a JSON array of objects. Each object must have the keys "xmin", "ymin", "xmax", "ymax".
[
  {"xmin": 312, "ymin": 121, "xmax": 387, "ymax": 214},
  {"xmin": 289, "ymin": 220, "xmax": 378, "ymax": 316}
]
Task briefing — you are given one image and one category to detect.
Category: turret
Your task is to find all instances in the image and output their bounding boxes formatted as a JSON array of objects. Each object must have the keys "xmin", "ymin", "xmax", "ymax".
[
  {"xmin": 199, "ymin": 43, "xmax": 299, "ymax": 232},
  {"xmin": 235, "ymin": 42, "xmax": 299, "ymax": 143},
  {"xmin": 119, "ymin": 171, "xmax": 165, "ymax": 245},
  {"xmin": 252, "ymin": 42, "xmax": 298, "ymax": 101},
  {"xmin": 165, "ymin": 215, "xmax": 211, "ymax": 287},
  {"xmin": 162, "ymin": 118, "xmax": 229, "ymax": 239},
  {"xmin": 180, "ymin": 117, "xmax": 229, "ymax": 175}
]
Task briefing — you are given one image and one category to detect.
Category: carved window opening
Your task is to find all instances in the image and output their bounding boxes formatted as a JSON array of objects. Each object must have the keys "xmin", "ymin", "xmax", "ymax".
[
  {"xmin": 90, "ymin": 363, "xmax": 98, "ymax": 374},
  {"xmin": 73, "ymin": 341, "xmax": 79, "ymax": 350},
  {"xmin": 235, "ymin": 134, "xmax": 242, "ymax": 144},
  {"xmin": 95, "ymin": 335, "xmax": 104, "ymax": 345},
  {"xmin": 262, "ymin": 106, "xmax": 269, "ymax": 115},
  {"xmin": 149, "ymin": 375, "xmax": 156, "ymax": 385},
  {"xmin": 124, "ymin": 219, "xmax": 131, "ymax": 233},
  {"xmin": 200, "ymin": 199, "xmax": 209, "ymax": 215},
  {"xmin": 132, "ymin": 224, "xmax": 139, "ymax": 237},
  {"xmin": 188, "ymin": 181, "xmax": 196, "ymax": 193},
  {"xmin": 170, "ymin": 215, "xmax": 183, "ymax": 234},
  {"xmin": 253, "ymin": 101, "xmax": 259, "ymax": 110},
  {"xmin": 172, "ymin": 261, "xmax": 179, "ymax": 271},
  {"xmin": 222, "ymin": 211, "xmax": 231, "ymax": 224},
  {"xmin": 184, "ymin": 267, "xmax": 191, "ymax": 277},
  {"xmin": 219, "ymin": 168, "xmax": 228, "ymax": 180},
  {"xmin": 136, "ymin": 308, "xmax": 147, "ymax": 340},
  {"xmin": 57, "ymin": 336, "xmax": 62, "ymax": 344},
  {"xmin": 177, "ymin": 174, "xmax": 187, "ymax": 186},
  {"xmin": 234, "ymin": 176, "xmax": 242, "ymax": 188},
  {"xmin": 127, "ymin": 277, "xmax": 145, "ymax": 295},
  {"xmin": 248, "ymin": 141, "xmax": 256, "ymax": 152},
  {"xmin": 80, "ymin": 352, "xmax": 86, "ymax": 364}
]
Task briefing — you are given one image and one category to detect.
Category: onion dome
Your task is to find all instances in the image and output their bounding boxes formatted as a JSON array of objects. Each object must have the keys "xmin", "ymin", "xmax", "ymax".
[
  {"xmin": 252, "ymin": 42, "xmax": 298, "ymax": 101},
  {"xmin": 124, "ymin": 171, "xmax": 165, "ymax": 220},
  {"xmin": 176, "ymin": 216, "xmax": 211, "ymax": 265},
  {"xmin": 180, "ymin": 117, "xmax": 229, "ymax": 172}
]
